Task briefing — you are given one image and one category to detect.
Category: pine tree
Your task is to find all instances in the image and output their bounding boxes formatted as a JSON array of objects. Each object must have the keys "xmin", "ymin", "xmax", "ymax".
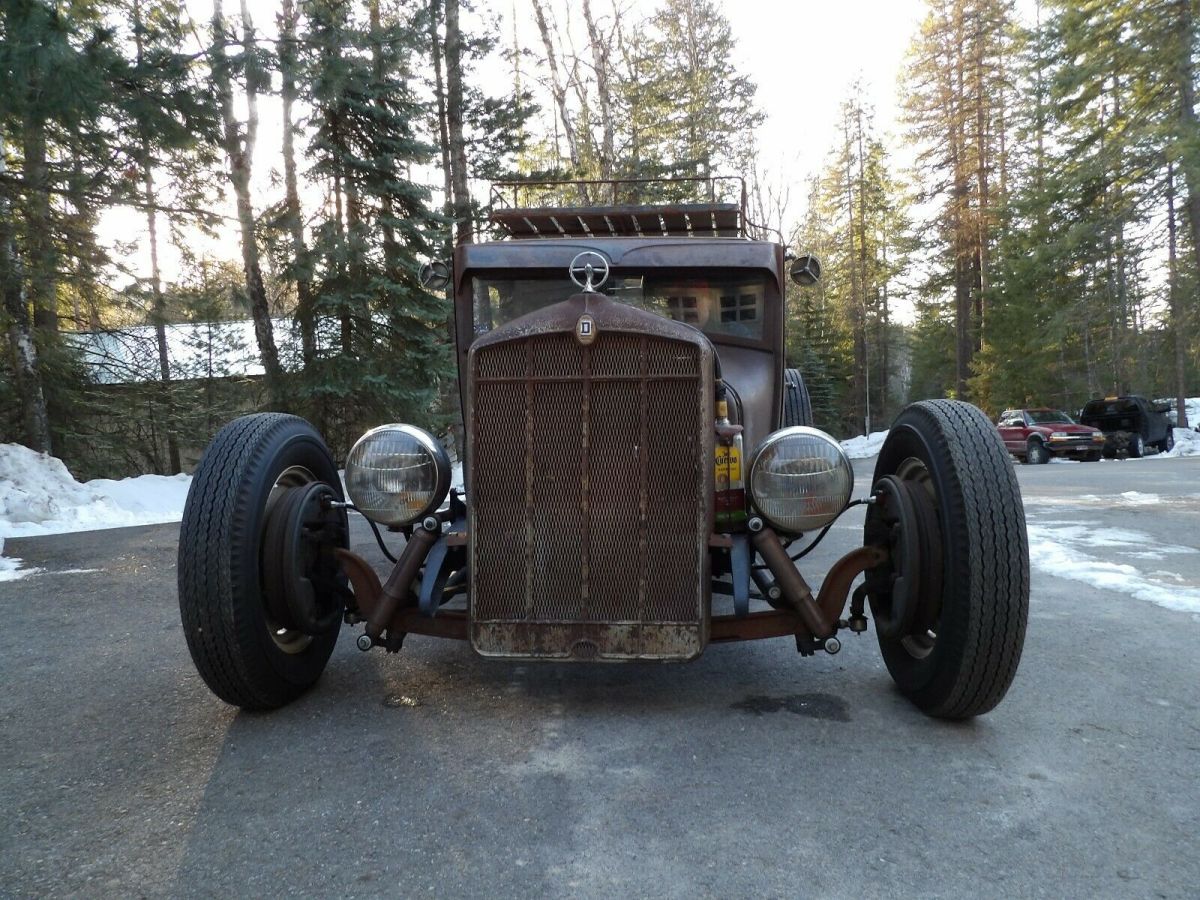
[
  {"xmin": 902, "ymin": 0, "xmax": 1015, "ymax": 401},
  {"xmin": 298, "ymin": 0, "xmax": 452, "ymax": 453},
  {"xmin": 799, "ymin": 86, "xmax": 912, "ymax": 434}
]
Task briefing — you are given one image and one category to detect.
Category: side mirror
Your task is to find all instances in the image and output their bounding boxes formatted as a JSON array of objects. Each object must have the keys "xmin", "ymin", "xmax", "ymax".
[
  {"xmin": 418, "ymin": 259, "xmax": 450, "ymax": 290},
  {"xmin": 789, "ymin": 253, "xmax": 822, "ymax": 287}
]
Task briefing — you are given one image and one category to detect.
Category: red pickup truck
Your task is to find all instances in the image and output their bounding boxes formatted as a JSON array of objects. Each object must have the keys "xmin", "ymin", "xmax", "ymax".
[{"xmin": 997, "ymin": 408, "xmax": 1107, "ymax": 464}]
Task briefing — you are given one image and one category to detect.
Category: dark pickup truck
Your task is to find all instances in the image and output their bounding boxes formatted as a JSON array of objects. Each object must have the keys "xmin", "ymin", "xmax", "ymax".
[{"xmin": 1078, "ymin": 395, "xmax": 1174, "ymax": 458}]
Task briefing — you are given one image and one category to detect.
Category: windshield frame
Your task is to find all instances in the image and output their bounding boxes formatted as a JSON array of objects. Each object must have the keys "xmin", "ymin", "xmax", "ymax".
[{"xmin": 461, "ymin": 266, "xmax": 781, "ymax": 352}]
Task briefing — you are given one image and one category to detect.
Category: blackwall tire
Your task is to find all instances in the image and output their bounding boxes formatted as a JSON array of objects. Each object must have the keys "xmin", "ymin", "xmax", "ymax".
[
  {"xmin": 782, "ymin": 368, "xmax": 813, "ymax": 427},
  {"xmin": 1159, "ymin": 431, "xmax": 1175, "ymax": 454},
  {"xmin": 177, "ymin": 413, "xmax": 347, "ymax": 710},
  {"xmin": 1026, "ymin": 439, "xmax": 1049, "ymax": 465},
  {"xmin": 866, "ymin": 400, "xmax": 1029, "ymax": 719},
  {"xmin": 1128, "ymin": 433, "xmax": 1144, "ymax": 458}
]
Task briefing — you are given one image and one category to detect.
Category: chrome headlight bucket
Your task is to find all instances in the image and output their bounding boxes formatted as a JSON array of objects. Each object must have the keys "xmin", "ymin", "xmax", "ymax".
[
  {"xmin": 748, "ymin": 427, "xmax": 854, "ymax": 534},
  {"xmin": 344, "ymin": 424, "xmax": 451, "ymax": 526}
]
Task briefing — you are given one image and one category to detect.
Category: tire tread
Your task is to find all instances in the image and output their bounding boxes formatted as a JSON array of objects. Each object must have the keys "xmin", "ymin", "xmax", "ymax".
[{"xmin": 178, "ymin": 413, "xmax": 333, "ymax": 710}]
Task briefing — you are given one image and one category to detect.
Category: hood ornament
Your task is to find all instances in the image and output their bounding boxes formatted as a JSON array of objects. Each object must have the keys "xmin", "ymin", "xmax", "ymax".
[{"xmin": 568, "ymin": 251, "xmax": 610, "ymax": 293}]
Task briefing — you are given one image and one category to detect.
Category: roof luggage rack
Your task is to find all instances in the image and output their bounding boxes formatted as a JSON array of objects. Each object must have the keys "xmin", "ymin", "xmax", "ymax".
[{"xmin": 488, "ymin": 176, "xmax": 750, "ymax": 240}]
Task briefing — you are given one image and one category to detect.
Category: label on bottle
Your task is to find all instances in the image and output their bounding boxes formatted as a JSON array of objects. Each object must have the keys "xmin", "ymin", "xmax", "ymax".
[{"xmin": 714, "ymin": 445, "xmax": 741, "ymax": 483}]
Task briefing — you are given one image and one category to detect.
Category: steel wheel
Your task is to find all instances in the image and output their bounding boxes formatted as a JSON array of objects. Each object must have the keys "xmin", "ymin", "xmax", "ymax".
[
  {"xmin": 178, "ymin": 414, "xmax": 348, "ymax": 710},
  {"xmin": 865, "ymin": 400, "xmax": 1029, "ymax": 719}
]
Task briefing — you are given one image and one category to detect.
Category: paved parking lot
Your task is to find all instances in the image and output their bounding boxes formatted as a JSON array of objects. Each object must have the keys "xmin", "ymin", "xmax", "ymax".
[{"xmin": 2, "ymin": 456, "xmax": 1198, "ymax": 898}]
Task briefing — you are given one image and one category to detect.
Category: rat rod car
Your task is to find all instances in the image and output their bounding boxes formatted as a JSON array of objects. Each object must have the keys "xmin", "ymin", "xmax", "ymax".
[{"xmin": 178, "ymin": 177, "xmax": 1029, "ymax": 719}]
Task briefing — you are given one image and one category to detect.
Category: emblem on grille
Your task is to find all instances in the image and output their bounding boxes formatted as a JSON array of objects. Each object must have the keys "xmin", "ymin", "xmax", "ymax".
[{"xmin": 576, "ymin": 313, "xmax": 597, "ymax": 345}]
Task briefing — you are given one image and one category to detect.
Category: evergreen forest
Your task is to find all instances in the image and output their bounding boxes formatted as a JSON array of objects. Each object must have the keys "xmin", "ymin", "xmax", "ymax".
[{"xmin": 1, "ymin": 0, "xmax": 1197, "ymax": 475}]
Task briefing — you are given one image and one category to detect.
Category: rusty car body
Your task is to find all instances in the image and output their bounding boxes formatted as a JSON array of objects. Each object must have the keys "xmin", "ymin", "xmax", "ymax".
[{"xmin": 178, "ymin": 177, "xmax": 1030, "ymax": 720}]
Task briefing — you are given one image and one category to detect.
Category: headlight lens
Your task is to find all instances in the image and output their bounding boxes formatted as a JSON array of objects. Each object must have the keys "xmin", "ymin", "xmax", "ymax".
[
  {"xmin": 344, "ymin": 424, "xmax": 450, "ymax": 526},
  {"xmin": 749, "ymin": 427, "xmax": 853, "ymax": 533}
]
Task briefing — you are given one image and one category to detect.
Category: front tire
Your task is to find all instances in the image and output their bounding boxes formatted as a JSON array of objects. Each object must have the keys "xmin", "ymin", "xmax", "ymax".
[
  {"xmin": 1158, "ymin": 431, "xmax": 1174, "ymax": 454},
  {"xmin": 864, "ymin": 400, "xmax": 1029, "ymax": 719},
  {"xmin": 178, "ymin": 414, "xmax": 348, "ymax": 710},
  {"xmin": 1026, "ymin": 438, "xmax": 1049, "ymax": 465}
]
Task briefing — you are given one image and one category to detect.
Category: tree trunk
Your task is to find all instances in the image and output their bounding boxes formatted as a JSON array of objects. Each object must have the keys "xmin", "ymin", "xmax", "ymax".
[
  {"xmin": 212, "ymin": 0, "xmax": 283, "ymax": 398},
  {"xmin": 444, "ymin": 0, "xmax": 473, "ymax": 245},
  {"xmin": 1167, "ymin": 161, "xmax": 1189, "ymax": 429},
  {"xmin": 1, "ymin": 136, "xmax": 52, "ymax": 453},
  {"xmin": 531, "ymin": 0, "xmax": 585, "ymax": 191},
  {"xmin": 1174, "ymin": 0, "xmax": 1200, "ymax": 278},
  {"xmin": 135, "ymin": 0, "xmax": 181, "ymax": 473},
  {"xmin": 22, "ymin": 111, "xmax": 56, "ymax": 334},
  {"xmin": 855, "ymin": 101, "xmax": 871, "ymax": 432},
  {"xmin": 429, "ymin": 0, "xmax": 454, "ymax": 240},
  {"xmin": 844, "ymin": 116, "xmax": 866, "ymax": 433},
  {"xmin": 333, "ymin": 169, "xmax": 352, "ymax": 355},
  {"xmin": 973, "ymin": 13, "xmax": 989, "ymax": 353},
  {"xmin": 582, "ymin": 0, "xmax": 615, "ymax": 179},
  {"xmin": 280, "ymin": 0, "xmax": 317, "ymax": 366}
]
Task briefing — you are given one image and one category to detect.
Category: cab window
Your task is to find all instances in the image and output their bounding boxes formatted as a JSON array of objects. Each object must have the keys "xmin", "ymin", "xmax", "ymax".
[{"xmin": 471, "ymin": 271, "xmax": 770, "ymax": 342}]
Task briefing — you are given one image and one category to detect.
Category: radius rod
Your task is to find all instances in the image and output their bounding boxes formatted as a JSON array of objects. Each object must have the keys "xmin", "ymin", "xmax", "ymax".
[{"xmin": 751, "ymin": 527, "xmax": 886, "ymax": 638}]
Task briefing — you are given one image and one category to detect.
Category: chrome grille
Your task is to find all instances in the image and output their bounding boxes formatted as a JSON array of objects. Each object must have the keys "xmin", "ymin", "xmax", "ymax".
[{"xmin": 469, "ymin": 328, "xmax": 711, "ymax": 659}]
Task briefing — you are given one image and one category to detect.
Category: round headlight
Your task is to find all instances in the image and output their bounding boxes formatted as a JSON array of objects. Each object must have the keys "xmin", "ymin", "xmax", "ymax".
[
  {"xmin": 344, "ymin": 425, "xmax": 450, "ymax": 526},
  {"xmin": 749, "ymin": 427, "xmax": 854, "ymax": 533}
]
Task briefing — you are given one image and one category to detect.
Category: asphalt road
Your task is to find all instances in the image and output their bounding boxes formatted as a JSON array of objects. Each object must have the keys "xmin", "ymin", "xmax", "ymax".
[{"xmin": 2, "ymin": 455, "xmax": 1199, "ymax": 899}]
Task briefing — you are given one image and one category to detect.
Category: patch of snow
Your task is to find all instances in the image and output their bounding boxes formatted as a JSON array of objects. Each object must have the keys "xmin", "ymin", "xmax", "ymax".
[
  {"xmin": 841, "ymin": 431, "xmax": 888, "ymax": 459},
  {"xmin": 1048, "ymin": 457, "xmax": 1080, "ymax": 464},
  {"xmin": 1026, "ymin": 491, "xmax": 1200, "ymax": 509},
  {"xmin": 1115, "ymin": 491, "xmax": 1161, "ymax": 505},
  {"xmin": 451, "ymin": 460, "xmax": 464, "ymax": 492},
  {"xmin": 1148, "ymin": 428, "xmax": 1200, "ymax": 459},
  {"xmin": 0, "ymin": 538, "xmax": 42, "ymax": 582},
  {"xmin": 1029, "ymin": 520, "xmax": 1196, "ymax": 554},
  {"xmin": 1027, "ymin": 521, "xmax": 1200, "ymax": 615},
  {"xmin": 0, "ymin": 443, "xmax": 191, "ymax": 576}
]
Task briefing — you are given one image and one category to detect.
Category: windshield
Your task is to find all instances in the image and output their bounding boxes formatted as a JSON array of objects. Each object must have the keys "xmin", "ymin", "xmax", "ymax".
[
  {"xmin": 1027, "ymin": 410, "xmax": 1072, "ymax": 424},
  {"xmin": 471, "ymin": 271, "xmax": 770, "ymax": 341}
]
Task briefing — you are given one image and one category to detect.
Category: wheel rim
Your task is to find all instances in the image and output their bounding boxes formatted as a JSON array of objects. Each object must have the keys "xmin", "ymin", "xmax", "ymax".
[
  {"xmin": 263, "ymin": 466, "xmax": 318, "ymax": 654},
  {"xmin": 895, "ymin": 457, "xmax": 940, "ymax": 659},
  {"xmin": 866, "ymin": 456, "xmax": 943, "ymax": 660}
]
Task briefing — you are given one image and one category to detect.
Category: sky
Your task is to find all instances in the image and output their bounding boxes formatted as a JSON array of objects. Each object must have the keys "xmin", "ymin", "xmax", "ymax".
[{"xmin": 105, "ymin": 0, "xmax": 1031, "ymax": 306}]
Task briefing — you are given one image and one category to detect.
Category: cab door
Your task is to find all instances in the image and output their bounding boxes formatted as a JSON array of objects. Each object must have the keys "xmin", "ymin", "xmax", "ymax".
[{"xmin": 997, "ymin": 411, "xmax": 1026, "ymax": 452}]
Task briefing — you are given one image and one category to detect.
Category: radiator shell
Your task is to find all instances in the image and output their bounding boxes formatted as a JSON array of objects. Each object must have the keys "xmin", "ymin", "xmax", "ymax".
[{"xmin": 466, "ymin": 293, "xmax": 714, "ymax": 660}]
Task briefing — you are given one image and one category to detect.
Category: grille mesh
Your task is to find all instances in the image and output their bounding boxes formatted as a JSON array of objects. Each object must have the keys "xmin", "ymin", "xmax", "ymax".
[{"xmin": 470, "ymin": 330, "xmax": 709, "ymax": 658}]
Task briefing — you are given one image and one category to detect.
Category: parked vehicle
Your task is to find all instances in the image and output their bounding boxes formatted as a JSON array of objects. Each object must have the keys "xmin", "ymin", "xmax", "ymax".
[
  {"xmin": 1078, "ymin": 395, "xmax": 1174, "ymax": 458},
  {"xmin": 177, "ymin": 177, "xmax": 1029, "ymax": 720},
  {"xmin": 996, "ymin": 408, "xmax": 1107, "ymax": 463}
]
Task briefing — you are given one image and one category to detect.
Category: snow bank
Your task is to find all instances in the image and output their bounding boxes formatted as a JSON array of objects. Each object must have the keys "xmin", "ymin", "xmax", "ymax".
[
  {"xmin": 841, "ymin": 431, "xmax": 888, "ymax": 459},
  {"xmin": 1027, "ymin": 520, "xmax": 1200, "ymax": 615},
  {"xmin": 0, "ymin": 443, "xmax": 191, "ymax": 580},
  {"xmin": 1149, "ymin": 428, "xmax": 1200, "ymax": 459}
]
